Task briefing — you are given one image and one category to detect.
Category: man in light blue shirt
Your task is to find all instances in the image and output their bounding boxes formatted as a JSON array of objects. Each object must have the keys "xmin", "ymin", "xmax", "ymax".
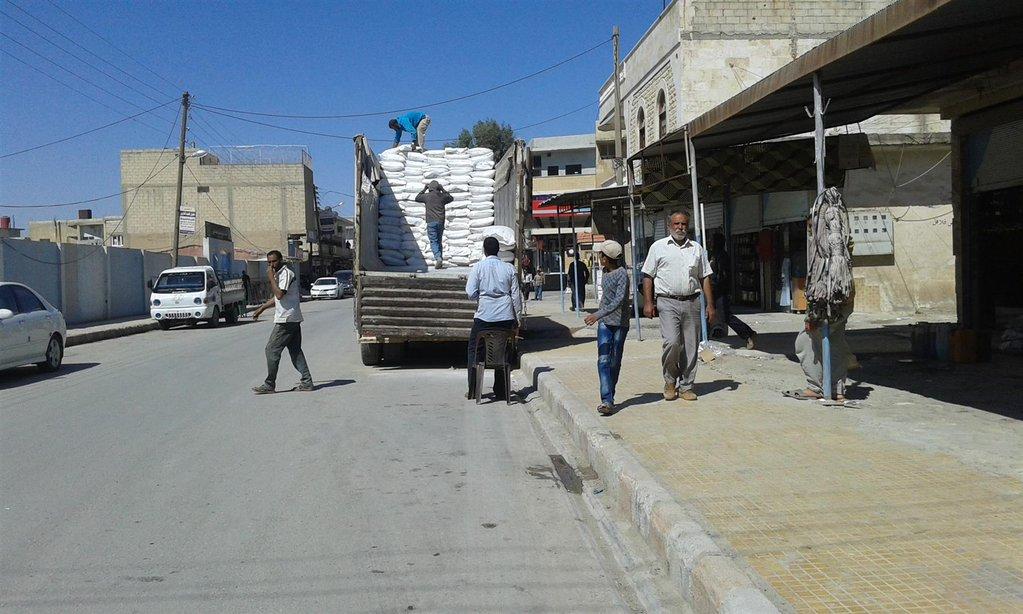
[
  {"xmin": 389, "ymin": 111, "xmax": 431, "ymax": 150},
  {"xmin": 465, "ymin": 237, "xmax": 522, "ymax": 399}
]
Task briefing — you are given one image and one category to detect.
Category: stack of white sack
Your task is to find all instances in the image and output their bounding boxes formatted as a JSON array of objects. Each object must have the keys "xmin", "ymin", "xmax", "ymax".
[
  {"xmin": 477, "ymin": 225, "xmax": 517, "ymax": 263},
  {"xmin": 376, "ymin": 145, "xmax": 497, "ymax": 268}
]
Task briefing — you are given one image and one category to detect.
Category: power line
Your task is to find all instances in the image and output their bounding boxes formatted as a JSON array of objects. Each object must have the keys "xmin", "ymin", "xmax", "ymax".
[
  {"xmin": 0, "ymin": 99, "xmax": 175, "ymax": 159},
  {"xmin": 196, "ymin": 37, "xmax": 612, "ymax": 119},
  {"xmin": 0, "ymin": 31, "xmax": 173, "ymax": 132},
  {"xmin": 4, "ymin": 0, "xmax": 172, "ymax": 103},
  {"xmin": 0, "ymin": 47, "xmax": 167, "ymax": 137},
  {"xmin": 45, "ymin": 0, "xmax": 181, "ymax": 93}
]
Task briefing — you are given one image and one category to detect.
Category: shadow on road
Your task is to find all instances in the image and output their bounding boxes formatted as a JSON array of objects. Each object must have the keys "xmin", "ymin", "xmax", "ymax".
[
  {"xmin": 313, "ymin": 379, "xmax": 355, "ymax": 390},
  {"xmin": 0, "ymin": 362, "xmax": 100, "ymax": 390}
]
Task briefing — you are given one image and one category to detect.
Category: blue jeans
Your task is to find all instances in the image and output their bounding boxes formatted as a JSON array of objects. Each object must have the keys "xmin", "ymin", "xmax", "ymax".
[
  {"xmin": 534, "ymin": 285, "xmax": 543, "ymax": 300},
  {"xmin": 597, "ymin": 322, "xmax": 627, "ymax": 405},
  {"xmin": 426, "ymin": 221, "xmax": 444, "ymax": 261}
]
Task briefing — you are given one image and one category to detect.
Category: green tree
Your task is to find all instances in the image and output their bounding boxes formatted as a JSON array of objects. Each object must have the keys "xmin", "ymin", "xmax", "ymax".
[{"xmin": 446, "ymin": 119, "xmax": 515, "ymax": 156}]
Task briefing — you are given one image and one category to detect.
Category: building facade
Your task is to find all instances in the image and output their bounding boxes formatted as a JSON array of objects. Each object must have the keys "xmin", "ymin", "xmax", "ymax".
[
  {"xmin": 596, "ymin": 0, "xmax": 955, "ymax": 315},
  {"xmin": 119, "ymin": 146, "xmax": 317, "ymax": 264},
  {"xmin": 28, "ymin": 212, "xmax": 124, "ymax": 247}
]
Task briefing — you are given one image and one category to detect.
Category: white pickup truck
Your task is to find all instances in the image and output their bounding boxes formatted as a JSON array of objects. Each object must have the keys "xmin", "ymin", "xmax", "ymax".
[{"xmin": 148, "ymin": 265, "xmax": 246, "ymax": 330}]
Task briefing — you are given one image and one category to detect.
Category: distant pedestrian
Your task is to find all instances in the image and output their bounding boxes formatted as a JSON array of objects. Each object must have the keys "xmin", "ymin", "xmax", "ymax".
[
  {"xmin": 584, "ymin": 241, "xmax": 630, "ymax": 415},
  {"xmin": 708, "ymin": 232, "xmax": 757, "ymax": 349},
  {"xmin": 532, "ymin": 269, "xmax": 545, "ymax": 301},
  {"xmin": 389, "ymin": 111, "xmax": 431, "ymax": 151},
  {"xmin": 465, "ymin": 237, "xmax": 523, "ymax": 400},
  {"xmin": 251, "ymin": 250, "xmax": 313, "ymax": 394},
  {"xmin": 567, "ymin": 252, "xmax": 589, "ymax": 311},
  {"xmin": 415, "ymin": 180, "xmax": 453, "ymax": 269},
  {"xmin": 642, "ymin": 211, "xmax": 716, "ymax": 401},
  {"xmin": 241, "ymin": 270, "xmax": 251, "ymax": 305},
  {"xmin": 521, "ymin": 254, "xmax": 536, "ymax": 301}
]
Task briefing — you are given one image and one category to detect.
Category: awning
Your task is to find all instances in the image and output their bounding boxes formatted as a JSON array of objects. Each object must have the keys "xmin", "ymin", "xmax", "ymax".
[
  {"xmin": 639, "ymin": 134, "xmax": 872, "ymax": 205},
  {"xmin": 630, "ymin": 0, "xmax": 1023, "ymax": 157},
  {"xmin": 539, "ymin": 186, "xmax": 633, "ymax": 242}
]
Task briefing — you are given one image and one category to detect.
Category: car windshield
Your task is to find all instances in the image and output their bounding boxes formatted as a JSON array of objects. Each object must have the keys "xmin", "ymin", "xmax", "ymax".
[
  {"xmin": 313, "ymin": 278, "xmax": 337, "ymax": 286},
  {"xmin": 154, "ymin": 272, "xmax": 205, "ymax": 293},
  {"xmin": 336, "ymin": 272, "xmax": 354, "ymax": 282}
]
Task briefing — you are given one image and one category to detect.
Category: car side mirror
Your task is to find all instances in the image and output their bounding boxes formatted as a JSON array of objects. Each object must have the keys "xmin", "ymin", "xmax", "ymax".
[
  {"xmin": 0, "ymin": 308, "xmax": 14, "ymax": 321},
  {"xmin": 146, "ymin": 279, "xmax": 154, "ymax": 290}
]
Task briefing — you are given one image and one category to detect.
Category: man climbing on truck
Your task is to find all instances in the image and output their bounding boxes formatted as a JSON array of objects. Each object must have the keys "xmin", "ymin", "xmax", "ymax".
[
  {"xmin": 251, "ymin": 250, "xmax": 314, "ymax": 394},
  {"xmin": 415, "ymin": 180, "xmax": 454, "ymax": 269},
  {"xmin": 389, "ymin": 111, "xmax": 431, "ymax": 151}
]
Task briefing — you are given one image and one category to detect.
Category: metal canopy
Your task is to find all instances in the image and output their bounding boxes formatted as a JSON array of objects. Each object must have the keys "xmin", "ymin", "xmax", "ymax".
[
  {"xmin": 630, "ymin": 0, "xmax": 1023, "ymax": 158},
  {"xmin": 541, "ymin": 185, "xmax": 630, "ymax": 214}
]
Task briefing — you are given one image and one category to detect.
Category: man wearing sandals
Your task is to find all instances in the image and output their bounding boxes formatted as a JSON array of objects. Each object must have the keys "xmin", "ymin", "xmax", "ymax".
[{"xmin": 642, "ymin": 211, "xmax": 716, "ymax": 401}]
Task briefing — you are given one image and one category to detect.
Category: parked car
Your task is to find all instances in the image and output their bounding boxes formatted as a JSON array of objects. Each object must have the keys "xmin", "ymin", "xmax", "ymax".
[
  {"xmin": 332, "ymin": 270, "xmax": 355, "ymax": 297},
  {"xmin": 310, "ymin": 276, "xmax": 342, "ymax": 300},
  {"xmin": 0, "ymin": 282, "xmax": 67, "ymax": 372}
]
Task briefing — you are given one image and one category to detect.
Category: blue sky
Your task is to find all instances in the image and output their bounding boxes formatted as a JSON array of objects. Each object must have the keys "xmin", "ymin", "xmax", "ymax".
[{"xmin": 1, "ymin": 0, "xmax": 662, "ymax": 224}]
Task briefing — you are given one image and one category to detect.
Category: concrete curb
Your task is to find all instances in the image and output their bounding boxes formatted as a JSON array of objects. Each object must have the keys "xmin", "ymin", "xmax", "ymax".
[
  {"xmin": 520, "ymin": 352, "xmax": 784, "ymax": 614},
  {"xmin": 66, "ymin": 320, "xmax": 160, "ymax": 347}
]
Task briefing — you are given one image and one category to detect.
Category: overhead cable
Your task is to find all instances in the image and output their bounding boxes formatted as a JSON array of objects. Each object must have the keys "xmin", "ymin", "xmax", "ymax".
[
  {"xmin": 196, "ymin": 37, "xmax": 612, "ymax": 119},
  {"xmin": 0, "ymin": 99, "xmax": 175, "ymax": 159}
]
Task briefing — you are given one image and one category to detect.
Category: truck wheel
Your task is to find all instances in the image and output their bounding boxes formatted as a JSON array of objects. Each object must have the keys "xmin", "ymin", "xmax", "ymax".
[
  {"xmin": 158, "ymin": 320, "xmax": 172, "ymax": 331},
  {"xmin": 207, "ymin": 306, "xmax": 221, "ymax": 328},
  {"xmin": 225, "ymin": 304, "xmax": 239, "ymax": 324},
  {"xmin": 360, "ymin": 343, "xmax": 382, "ymax": 366}
]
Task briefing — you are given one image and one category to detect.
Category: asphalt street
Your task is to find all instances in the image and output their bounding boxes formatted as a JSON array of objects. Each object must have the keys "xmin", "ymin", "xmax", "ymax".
[{"xmin": 0, "ymin": 299, "xmax": 634, "ymax": 613}]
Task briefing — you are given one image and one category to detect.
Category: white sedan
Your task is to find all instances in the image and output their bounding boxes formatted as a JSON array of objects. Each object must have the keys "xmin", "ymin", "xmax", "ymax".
[
  {"xmin": 0, "ymin": 282, "xmax": 67, "ymax": 372},
  {"xmin": 310, "ymin": 277, "xmax": 341, "ymax": 300}
]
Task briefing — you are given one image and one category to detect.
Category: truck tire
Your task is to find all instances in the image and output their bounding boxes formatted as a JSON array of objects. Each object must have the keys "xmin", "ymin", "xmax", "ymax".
[
  {"xmin": 207, "ymin": 306, "xmax": 221, "ymax": 328},
  {"xmin": 225, "ymin": 304, "xmax": 239, "ymax": 324},
  {"xmin": 158, "ymin": 320, "xmax": 173, "ymax": 331},
  {"xmin": 360, "ymin": 343, "xmax": 382, "ymax": 366}
]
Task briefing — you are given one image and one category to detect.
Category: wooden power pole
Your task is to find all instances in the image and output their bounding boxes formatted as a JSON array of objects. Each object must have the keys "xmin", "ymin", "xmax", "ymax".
[{"xmin": 172, "ymin": 91, "xmax": 190, "ymax": 266}]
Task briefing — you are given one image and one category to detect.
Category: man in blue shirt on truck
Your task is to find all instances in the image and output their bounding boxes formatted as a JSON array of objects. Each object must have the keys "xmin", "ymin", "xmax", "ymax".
[{"xmin": 389, "ymin": 111, "xmax": 431, "ymax": 151}]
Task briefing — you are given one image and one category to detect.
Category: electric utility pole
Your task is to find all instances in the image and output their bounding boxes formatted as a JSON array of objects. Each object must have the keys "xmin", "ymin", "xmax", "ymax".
[
  {"xmin": 612, "ymin": 26, "xmax": 624, "ymax": 186},
  {"xmin": 172, "ymin": 91, "xmax": 190, "ymax": 266}
]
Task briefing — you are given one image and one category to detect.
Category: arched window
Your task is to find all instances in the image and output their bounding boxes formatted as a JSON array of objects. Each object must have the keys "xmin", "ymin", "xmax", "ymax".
[
  {"xmin": 657, "ymin": 90, "xmax": 667, "ymax": 138},
  {"xmin": 637, "ymin": 107, "xmax": 646, "ymax": 149}
]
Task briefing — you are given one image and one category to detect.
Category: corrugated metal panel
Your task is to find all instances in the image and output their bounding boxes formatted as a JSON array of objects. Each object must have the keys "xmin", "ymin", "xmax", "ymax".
[
  {"xmin": 969, "ymin": 119, "xmax": 1023, "ymax": 192},
  {"xmin": 700, "ymin": 203, "xmax": 724, "ymax": 234},
  {"xmin": 764, "ymin": 190, "xmax": 811, "ymax": 225},
  {"xmin": 731, "ymin": 194, "xmax": 762, "ymax": 233}
]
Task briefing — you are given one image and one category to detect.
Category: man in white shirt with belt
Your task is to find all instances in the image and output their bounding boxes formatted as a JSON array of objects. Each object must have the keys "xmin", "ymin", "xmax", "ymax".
[
  {"xmin": 642, "ymin": 211, "xmax": 716, "ymax": 401},
  {"xmin": 251, "ymin": 250, "xmax": 313, "ymax": 394},
  {"xmin": 465, "ymin": 237, "xmax": 523, "ymax": 400}
]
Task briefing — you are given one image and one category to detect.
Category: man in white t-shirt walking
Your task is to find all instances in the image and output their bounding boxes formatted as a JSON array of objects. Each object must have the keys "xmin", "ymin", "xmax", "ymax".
[
  {"xmin": 641, "ymin": 211, "xmax": 716, "ymax": 401},
  {"xmin": 251, "ymin": 250, "xmax": 313, "ymax": 393}
]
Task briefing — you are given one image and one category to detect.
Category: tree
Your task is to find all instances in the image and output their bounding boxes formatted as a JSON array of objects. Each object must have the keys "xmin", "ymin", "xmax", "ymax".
[{"xmin": 446, "ymin": 119, "xmax": 515, "ymax": 156}]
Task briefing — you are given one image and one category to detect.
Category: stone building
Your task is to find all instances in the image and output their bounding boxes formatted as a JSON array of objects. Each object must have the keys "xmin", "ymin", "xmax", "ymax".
[
  {"xmin": 28, "ymin": 212, "xmax": 124, "ymax": 247},
  {"xmin": 595, "ymin": 0, "xmax": 955, "ymax": 315},
  {"xmin": 119, "ymin": 146, "xmax": 317, "ymax": 263}
]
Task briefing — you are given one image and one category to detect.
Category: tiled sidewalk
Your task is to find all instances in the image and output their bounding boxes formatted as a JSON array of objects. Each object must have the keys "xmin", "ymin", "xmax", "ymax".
[{"xmin": 523, "ymin": 338, "xmax": 1023, "ymax": 612}]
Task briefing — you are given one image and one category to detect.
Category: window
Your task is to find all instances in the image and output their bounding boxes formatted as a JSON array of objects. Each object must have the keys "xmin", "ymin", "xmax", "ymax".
[
  {"xmin": 657, "ymin": 90, "xmax": 667, "ymax": 138},
  {"xmin": 637, "ymin": 107, "xmax": 646, "ymax": 149},
  {"xmin": 110, "ymin": 234, "xmax": 124, "ymax": 247},
  {"xmin": 531, "ymin": 155, "xmax": 541, "ymax": 168},
  {"xmin": 0, "ymin": 286, "xmax": 18, "ymax": 313},
  {"xmin": 547, "ymin": 165, "xmax": 559, "ymax": 176},
  {"xmin": 531, "ymin": 168, "xmax": 542, "ymax": 177},
  {"xmin": 12, "ymin": 286, "xmax": 45, "ymax": 312},
  {"xmin": 565, "ymin": 164, "xmax": 583, "ymax": 175},
  {"xmin": 197, "ymin": 186, "xmax": 210, "ymax": 193}
]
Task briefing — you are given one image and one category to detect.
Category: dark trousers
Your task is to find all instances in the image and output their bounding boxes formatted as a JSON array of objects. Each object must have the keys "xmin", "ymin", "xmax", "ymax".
[
  {"xmin": 467, "ymin": 318, "xmax": 516, "ymax": 397},
  {"xmin": 713, "ymin": 295, "xmax": 755, "ymax": 341},
  {"xmin": 265, "ymin": 322, "xmax": 312, "ymax": 388},
  {"xmin": 570, "ymin": 283, "xmax": 585, "ymax": 309}
]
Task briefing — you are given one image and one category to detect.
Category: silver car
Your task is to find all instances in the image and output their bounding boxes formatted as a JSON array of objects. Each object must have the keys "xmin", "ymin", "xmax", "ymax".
[{"xmin": 0, "ymin": 282, "xmax": 67, "ymax": 372}]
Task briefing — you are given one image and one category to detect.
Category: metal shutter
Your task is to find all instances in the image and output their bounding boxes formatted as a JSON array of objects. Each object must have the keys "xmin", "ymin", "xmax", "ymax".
[{"xmin": 969, "ymin": 119, "xmax": 1023, "ymax": 192}]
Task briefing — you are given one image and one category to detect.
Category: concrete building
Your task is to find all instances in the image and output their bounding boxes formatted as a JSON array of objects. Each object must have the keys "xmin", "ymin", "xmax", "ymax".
[
  {"xmin": 28, "ymin": 211, "xmax": 124, "ymax": 247},
  {"xmin": 0, "ymin": 216, "xmax": 23, "ymax": 239},
  {"xmin": 119, "ymin": 146, "xmax": 316, "ymax": 265},
  {"xmin": 594, "ymin": 0, "xmax": 955, "ymax": 315},
  {"xmin": 527, "ymin": 135, "xmax": 599, "ymax": 281}
]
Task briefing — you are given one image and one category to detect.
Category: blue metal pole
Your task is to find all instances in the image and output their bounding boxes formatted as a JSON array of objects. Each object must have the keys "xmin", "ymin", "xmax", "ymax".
[{"xmin": 687, "ymin": 134, "xmax": 708, "ymax": 343}]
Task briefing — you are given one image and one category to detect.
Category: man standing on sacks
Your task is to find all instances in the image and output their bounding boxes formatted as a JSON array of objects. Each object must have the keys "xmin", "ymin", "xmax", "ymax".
[
  {"xmin": 642, "ymin": 211, "xmax": 716, "ymax": 401},
  {"xmin": 415, "ymin": 180, "xmax": 453, "ymax": 269}
]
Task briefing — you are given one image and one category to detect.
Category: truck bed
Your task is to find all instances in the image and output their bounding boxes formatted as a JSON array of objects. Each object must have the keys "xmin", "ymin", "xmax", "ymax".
[{"xmin": 356, "ymin": 273, "xmax": 477, "ymax": 342}]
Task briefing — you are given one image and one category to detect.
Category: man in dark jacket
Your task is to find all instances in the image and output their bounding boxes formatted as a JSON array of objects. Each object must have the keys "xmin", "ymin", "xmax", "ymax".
[
  {"xmin": 415, "ymin": 180, "xmax": 453, "ymax": 269},
  {"xmin": 567, "ymin": 253, "xmax": 590, "ymax": 311}
]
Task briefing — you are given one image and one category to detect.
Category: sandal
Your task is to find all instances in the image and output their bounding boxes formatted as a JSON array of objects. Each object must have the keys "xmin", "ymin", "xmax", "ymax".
[
  {"xmin": 597, "ymin": 403, "xmax": 615, "ymax": 416},
  {"xmin": 782, "ymin": 389, "xmax": 823, "ymax": 400}
]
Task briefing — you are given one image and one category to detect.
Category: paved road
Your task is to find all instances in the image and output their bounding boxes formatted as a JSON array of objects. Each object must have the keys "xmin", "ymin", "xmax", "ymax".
[{"xmin": 1, "ymin": 300, "xmax": 633, "ymax": 612}]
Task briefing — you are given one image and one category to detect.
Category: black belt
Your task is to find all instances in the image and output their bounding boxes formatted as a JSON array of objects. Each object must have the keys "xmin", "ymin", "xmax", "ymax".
[{"xmin": 656, "ymin": 293, "xmax": 699, "ymax": 301}]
